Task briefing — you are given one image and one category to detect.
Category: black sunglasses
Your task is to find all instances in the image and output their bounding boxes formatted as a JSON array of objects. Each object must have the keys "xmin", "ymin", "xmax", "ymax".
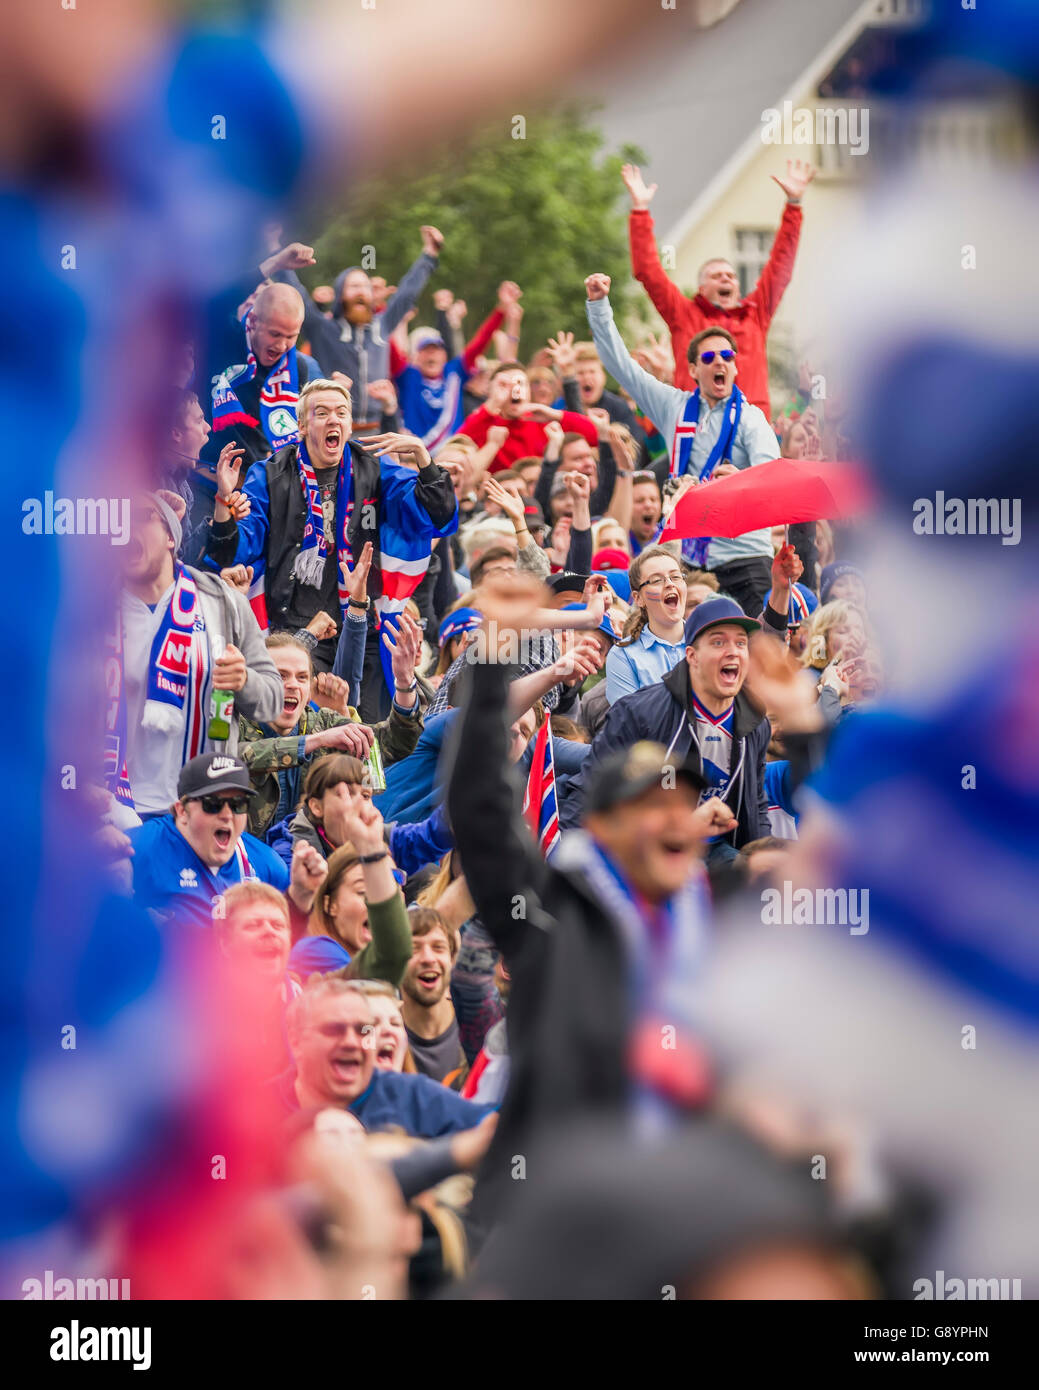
[{"xmin": 195, "ymin": 793, "xmax": 249, "ymax": 816}]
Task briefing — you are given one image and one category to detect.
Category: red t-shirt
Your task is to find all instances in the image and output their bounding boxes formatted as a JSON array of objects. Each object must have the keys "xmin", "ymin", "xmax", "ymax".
[{"xmin": 459, "ymin": 406, "xmax": 599, "ymax": 473}]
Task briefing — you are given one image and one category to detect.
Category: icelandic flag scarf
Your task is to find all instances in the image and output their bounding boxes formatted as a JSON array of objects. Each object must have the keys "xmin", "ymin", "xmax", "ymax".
[
  {"xmin": 554, "ymin": 830, "xmax": 713, "ymax": 1126},
  {"xmin": 291, "ymin": 443, "xmax": 457, "ymax": 695},
  {"xmin": 292, "ymin": 440, "xmax": 354, "ymax": 601},
  {"xmin": 105, "ymin": 566, "xmax": 210, "ymax": 809},
  {"xmin": 211, "ymin": 320, "xmax": 301, "ymax": 451},
  {"xmin": 670, "ymin": 386, "xmax": 744, "ymax": 567}
]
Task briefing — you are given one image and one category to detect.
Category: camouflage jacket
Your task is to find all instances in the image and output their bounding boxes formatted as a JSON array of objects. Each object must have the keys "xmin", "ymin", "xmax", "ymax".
[{"xmin": 239, "ymin": 702, "xmax": 422, "ymax": 839}]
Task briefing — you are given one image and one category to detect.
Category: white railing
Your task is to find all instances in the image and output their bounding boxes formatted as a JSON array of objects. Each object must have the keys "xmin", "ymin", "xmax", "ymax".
[
  {"xmin": 812, "ymin": 100, "xmax": 1028, "ymax": 178},
  {"xmin": 868, "ymin": 0, "xmax": 930, "ymax": 26}
]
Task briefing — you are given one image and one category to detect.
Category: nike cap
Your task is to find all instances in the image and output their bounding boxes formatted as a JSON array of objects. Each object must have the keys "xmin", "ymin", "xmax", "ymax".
[{"xmin": 177, "ymin": 753, "xmax": 256, "ymax": 801}]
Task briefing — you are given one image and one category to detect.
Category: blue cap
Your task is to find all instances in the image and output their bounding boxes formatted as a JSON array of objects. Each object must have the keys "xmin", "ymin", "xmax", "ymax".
[
  {"xmin": 684, "ymin": 596, "xmax": 760, "ymax": 646},
  {"xmin": 438, "ymin": 606, "xmax": 482, "ymax": 646},
  {"xmin": 598, "ymin": 568, "xmax": 632, "ymax": 603},
  {"xmin": 561, "ymin": 603, "xmax": 619, "ymax": 643}
]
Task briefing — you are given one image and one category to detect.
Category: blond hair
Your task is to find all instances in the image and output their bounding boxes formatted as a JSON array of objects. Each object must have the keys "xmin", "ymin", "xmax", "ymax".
[
  {"xmin": 216, "ymin": 881, "xmax": 290, "ymax": 933},
  {"xmin": 298, "ymin": 377, "xmax": 352, "ymax": 428},
  {"xmin": 802, "ymin": 600, "xmax": 867, "ymax": 671}
]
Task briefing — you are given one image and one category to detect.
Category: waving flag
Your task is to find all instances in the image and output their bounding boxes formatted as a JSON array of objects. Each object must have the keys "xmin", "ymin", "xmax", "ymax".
[
  {"xmin": 371, "ymin": 457, "xmax": 457, "ymax": 693},
  {"xmin": 523, "ymin": 718, "xmax": 561, "ymax": 858}
]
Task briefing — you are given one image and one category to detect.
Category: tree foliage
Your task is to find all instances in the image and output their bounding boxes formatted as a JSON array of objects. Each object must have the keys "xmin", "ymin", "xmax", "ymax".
[{"xmin": 300, "ymin": 107, "xmax": 645, "ymax": 356}]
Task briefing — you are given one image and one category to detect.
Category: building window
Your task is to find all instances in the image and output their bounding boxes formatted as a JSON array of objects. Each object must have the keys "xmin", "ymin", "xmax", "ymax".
[{"xmin": 732, "ymin": 228, "xmax": 774, "ymax": 297}]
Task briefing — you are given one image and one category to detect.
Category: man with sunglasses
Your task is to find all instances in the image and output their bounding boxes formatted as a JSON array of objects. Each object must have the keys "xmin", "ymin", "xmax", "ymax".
[
  {"xmin": 127, "ymin": 753, "xmax": 328, "ymax": 932},
  {"xmin": 585, "ymin": 274, "xmax": 780, "ymax": 618}
]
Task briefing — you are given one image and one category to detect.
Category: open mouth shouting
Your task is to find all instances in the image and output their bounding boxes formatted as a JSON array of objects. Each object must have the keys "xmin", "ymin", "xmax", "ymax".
[
  {"xmin": 712, "ymin": 366, "xmax": 729, "ymax": 392},
  {"xmin": 660, "ymin": 586, "xmax": 683, "ymax": 617},
  {"xmin": 415, "ymin": 968, "xmax": 442, "ymax": 995},
  {"xmin": 375, "ymin": 1038, "xmax": 399, "ymax": 1068},
  {"xmin": 718, "ymin": 656, "xmax": 742, "ymax": 690},
  {"xmin": 213, "ymin": 826, "xmax": 234, "ymax": 854},
  {"xmin": 324, "ymin": 423, "xmax": 343, "ymax": 452},
  {"xmin": 282, "ymin": 691, "xmax": 301, "ymax": 720},
  {"xmin": 329, "ymin": 1051, "xmax": 362, "ymax": 1089}
]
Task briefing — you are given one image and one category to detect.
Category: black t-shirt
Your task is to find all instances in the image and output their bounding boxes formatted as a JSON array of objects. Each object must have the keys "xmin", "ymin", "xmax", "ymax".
[
  {"xmin": 406, "ymin": 1016, "xmax": 465, "ymax": 1084},
  {"xmin": 284, "ymin": 461, "xmax": 341, "ymax": 634}
]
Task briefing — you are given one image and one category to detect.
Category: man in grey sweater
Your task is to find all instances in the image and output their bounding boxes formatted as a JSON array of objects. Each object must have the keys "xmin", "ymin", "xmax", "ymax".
[{"xmin": 263, "ymin": 225, "xmax": 445, "ymax": 436}]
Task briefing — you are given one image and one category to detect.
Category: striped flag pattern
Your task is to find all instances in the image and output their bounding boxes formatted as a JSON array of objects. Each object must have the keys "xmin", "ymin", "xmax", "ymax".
[{"xmin": 523, "ymin": 717, "xmax": 561, "ymax": 858}]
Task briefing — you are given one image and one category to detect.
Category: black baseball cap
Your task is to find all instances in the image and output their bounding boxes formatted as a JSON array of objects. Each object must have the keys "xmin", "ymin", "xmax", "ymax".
[
  {"xmin": 583, "ymin": 741, "xmax": 706, "ymax": 817},
  {"xmin": 177, "ymin": 753, "xmax": 256, "ymax": 801},
  {"xmin": 546, "ymin": 572, "xmax": 589, "ymax": 599},
  {"xmin": 684, "ymin": 596, "xmax": 760, "ymax": 646}
]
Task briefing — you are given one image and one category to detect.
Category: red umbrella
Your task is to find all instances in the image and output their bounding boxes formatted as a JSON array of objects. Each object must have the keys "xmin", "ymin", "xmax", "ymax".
[{"xmin": 660, "ymin": 458, "xmax": 875, "ymax": 542}]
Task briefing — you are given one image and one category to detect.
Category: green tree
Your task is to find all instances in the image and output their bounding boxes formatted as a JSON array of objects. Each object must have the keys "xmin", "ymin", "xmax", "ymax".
[{"xmin": 300, "ymin": 107, "xmax": 644, "ymax": 356}]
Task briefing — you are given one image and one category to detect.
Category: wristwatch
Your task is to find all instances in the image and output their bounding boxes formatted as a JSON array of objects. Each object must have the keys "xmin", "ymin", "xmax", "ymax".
[{"xmin": 394, "ymin": 678, "xmax": 418, "ymax": 694}]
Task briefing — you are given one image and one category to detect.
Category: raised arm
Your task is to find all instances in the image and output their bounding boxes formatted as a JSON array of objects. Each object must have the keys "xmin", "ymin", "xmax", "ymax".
[
  {"xmin": 754, "ymin": 160, "xmax": 813, "ymax": 322},
  {"xmin": 336, "ymin": 797, "xmax": 413, "ymax": 987},
  {"xmin": 584, "ymin": 275, "xmax": 682, "ymax": 428},
  {"xmin": 207, "ymin": 457, "xmax": 272, "ymax": 570},
  {"xmin": 462, "ymin": 282, "xmax": 517, "ymax": 372},
  {"xmin": 622, "ymin": 163, "xmax": 687, "ymax": 328},
  {"xmin": 381, "ymin": 225, "xmax": 444, "ymax": 335},
  {"xmin": 263, "ymin": 241, "xmax": 338, "ymax": 345},
  {"xmin": 445, "ymin": 578, "xmax": 555, "ymax": 958}
]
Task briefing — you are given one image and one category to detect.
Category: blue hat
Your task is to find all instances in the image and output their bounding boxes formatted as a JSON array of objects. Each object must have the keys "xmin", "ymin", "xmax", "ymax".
[
  {"xmin": 561, "ymin": 603, "xmax": 619, "ymax": 644},
  {"xmin": 819, "ymin": 563, "xmax": 865, "ymax": 607},
  {"xmin": 438, "ymin": 607, "xmax": 482, "ymax": 646},
  {"xmin": 763, "ymin": 581, "xmax": 818, "ymax": 626},
  {"xmin": 598, "ymin": 568, "xmax": 632, "ymax": 603},
  {"xmin": 684, "ymin": 596, "xmax": 760, "ymax": 646}
]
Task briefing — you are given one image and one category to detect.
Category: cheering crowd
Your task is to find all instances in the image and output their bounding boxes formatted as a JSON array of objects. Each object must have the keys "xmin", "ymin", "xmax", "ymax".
[{"xmin": 97, "ymin": 153, "xmax": 900, "ymax": 1299}]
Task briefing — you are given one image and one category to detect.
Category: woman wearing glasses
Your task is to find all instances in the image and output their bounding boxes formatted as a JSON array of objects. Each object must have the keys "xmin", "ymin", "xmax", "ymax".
[{"xmin": 604, "ymin": 545, "xmax": 688, "ymax": 705}]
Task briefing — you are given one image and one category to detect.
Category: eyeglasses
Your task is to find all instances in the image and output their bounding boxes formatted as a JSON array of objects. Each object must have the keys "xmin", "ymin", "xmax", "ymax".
[
  {"xmin": 698, "ymin": 350, "xmax": 735, "ymax": 364},
  {"xmin": 637, "ymin": 573, "xmax": 685, "ymax": 592},
  {"xmin": 196, "ymin": 794, "xmax": 250, "ymax": 816}
]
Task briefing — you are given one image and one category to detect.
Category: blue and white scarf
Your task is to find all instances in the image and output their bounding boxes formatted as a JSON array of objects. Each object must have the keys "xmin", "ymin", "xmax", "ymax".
[
  {"xmin": 671, "ymin": 387, "xmax": 745, "ymax": 568},
  {"xmin": 105, "ymin": 566, "xmax": 210, "ymax": 809},
  {"xmin": 292, "ymin": 440, "xmax": 355, "ymax": 604},
  {"xmin": 211, "ymin": 320, "xmax": 301, "ymax": 451}
]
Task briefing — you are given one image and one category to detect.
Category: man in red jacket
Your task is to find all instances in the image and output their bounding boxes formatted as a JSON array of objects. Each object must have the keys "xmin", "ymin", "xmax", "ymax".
[
  {"xmin": 459, "ymin": 363, "xmax": 599, "ymax": 473},
  {"xmin": 622, "ymin": 159, "xmax": 815, "ymax": 418}
]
